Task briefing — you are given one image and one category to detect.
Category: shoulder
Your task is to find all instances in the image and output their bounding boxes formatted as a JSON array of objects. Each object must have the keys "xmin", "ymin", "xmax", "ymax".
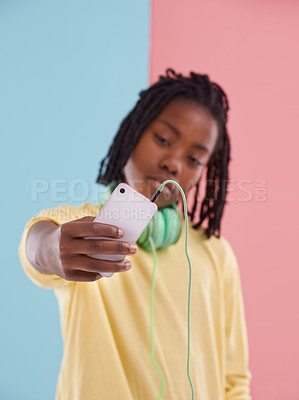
[{"xmin": 38, "ymin": 202, "xmax": 100, "ymax": 225}]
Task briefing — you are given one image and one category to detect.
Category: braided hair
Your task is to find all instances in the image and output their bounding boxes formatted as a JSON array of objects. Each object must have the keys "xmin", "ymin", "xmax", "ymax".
[{"xmin": 96, "ymin": 69, "xmax": 230, "ymax": 239}]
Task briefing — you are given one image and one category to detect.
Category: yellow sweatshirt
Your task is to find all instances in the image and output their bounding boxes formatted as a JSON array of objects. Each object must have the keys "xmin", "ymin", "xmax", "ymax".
[{"xmin": 19, "ymin": 202, "xmax": 252, "ymax": 400}]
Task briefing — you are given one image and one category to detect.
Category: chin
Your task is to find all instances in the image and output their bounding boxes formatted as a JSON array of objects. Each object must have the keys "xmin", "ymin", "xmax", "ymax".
[{"xmin": 155, "ymin": 196, "xmax": 177, "ymax": 210}]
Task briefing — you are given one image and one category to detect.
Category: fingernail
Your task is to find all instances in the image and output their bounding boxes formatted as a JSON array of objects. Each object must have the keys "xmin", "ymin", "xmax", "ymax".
[
  {"xmin": 118, "ymin": 228, "xmax": 124, "ymax": 236},
  {"xmin": 129, "ymin": 244, "xmax": 138, "ymax": 253},
  {"xmin": 124, "ymin": 261, "xmax": 132, "ymax": 270}
]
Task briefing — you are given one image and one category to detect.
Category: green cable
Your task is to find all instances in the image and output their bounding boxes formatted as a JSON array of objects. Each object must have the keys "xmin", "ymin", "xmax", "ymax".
[{"xmin": 149, "ymin": 179, "xmax": 195, "ymax": 400}]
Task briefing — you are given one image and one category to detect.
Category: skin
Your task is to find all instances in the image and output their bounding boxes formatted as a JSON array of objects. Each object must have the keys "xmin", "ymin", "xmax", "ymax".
[
  {"xmin": 123, "ymin": 98, "xmax": 219, "ymax": 209},
  {"xmin": 26, "ymin": 98, "xmax": 219, "ymax": 282}
]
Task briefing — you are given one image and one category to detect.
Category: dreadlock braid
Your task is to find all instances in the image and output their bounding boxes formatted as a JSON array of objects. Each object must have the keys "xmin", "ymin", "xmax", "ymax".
[{"xmin": 97, "ymin": 68, "xmax": 231, "ymax": 239}]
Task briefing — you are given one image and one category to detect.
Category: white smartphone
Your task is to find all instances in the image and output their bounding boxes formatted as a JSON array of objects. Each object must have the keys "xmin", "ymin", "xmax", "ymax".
[{"xmin": 89, "ymin": 182, "xmax": 158, "ymax": 277}]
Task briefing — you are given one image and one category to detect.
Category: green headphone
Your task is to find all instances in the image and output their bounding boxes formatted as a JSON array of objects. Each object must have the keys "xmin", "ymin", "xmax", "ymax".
[{"xmin": 99, "ymin": 182, "xmax": 183, "ymax": 251}]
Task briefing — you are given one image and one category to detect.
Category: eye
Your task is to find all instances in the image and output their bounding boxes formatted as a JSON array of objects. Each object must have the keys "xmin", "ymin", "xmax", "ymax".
[
  {"xmin": 154, "ymin": 133, "xmax": 170, "ymax": 146},
  {"xmin": 153, "ymin": 132, "xmax": 203, "ymax": 166},
  {"xmin": 188, "ymin": 156, "xmax": 202, "ymax": 166}
]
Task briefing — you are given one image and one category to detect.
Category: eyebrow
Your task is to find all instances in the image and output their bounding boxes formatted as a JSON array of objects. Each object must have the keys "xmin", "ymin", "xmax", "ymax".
[{"xmin": 157, "ymin": 119, "xmax": 210, "ymax": 154}]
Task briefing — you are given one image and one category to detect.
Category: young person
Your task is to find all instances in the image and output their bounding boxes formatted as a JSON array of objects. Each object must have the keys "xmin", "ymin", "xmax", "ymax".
[{"xmin": 19, "ymin": 69, "xmax": 252, "ymax": 399}]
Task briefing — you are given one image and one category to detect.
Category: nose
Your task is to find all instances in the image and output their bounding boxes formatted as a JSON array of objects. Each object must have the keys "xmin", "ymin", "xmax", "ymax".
[{"xmin": 159, "ymin": 154, "xmax": 182, "ymax": 176}]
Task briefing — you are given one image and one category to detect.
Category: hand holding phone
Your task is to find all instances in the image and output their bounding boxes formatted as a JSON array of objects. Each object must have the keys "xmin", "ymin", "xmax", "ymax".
[
  {"xmin": 29, "ymin": 216, "xmax": 138, "ymax": 282},
  {"xmin": 89, "ymin": 183, "xmax": 158, "ymax": 277}
]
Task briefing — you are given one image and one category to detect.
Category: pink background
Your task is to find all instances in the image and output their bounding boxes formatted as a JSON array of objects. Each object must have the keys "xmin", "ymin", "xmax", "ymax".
[{"xmin": 150, "ymin": 1, "xmax": 299, "ymax": 398}]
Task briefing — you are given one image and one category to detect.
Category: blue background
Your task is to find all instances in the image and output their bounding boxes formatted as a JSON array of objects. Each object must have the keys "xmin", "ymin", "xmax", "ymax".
[{"xmin": 0, "ymin": 1, "xmax": 149, "ymax": 398}]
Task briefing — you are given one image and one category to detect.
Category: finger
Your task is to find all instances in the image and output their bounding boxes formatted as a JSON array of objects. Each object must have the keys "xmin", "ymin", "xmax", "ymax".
[
  {"xmin": 66, "ymin": 270, "xmax": 103, "ymax": 282},
  {"xmin": 69, "ymin": 239, "xmax": 138, "ymax": 255},
  {"xmin": 64, "ymin": 254, "xmax": 132, "ymax": 274},
  {"xmin": 63, "ymin": 221, "xmax": 124, "ymax": 239}
]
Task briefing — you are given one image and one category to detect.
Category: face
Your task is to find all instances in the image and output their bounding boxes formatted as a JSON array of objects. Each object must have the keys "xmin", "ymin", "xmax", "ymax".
[{"xmin": 122, "ymin": 98, "xmax": 219, "ymax": 209}]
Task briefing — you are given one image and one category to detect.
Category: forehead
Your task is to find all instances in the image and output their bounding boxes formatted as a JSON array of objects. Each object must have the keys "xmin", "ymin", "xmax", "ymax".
[
  {"xmin": 151, "ymin": 98, "xmax": 219, "ymax": 151},
  {"xmin": 156, "ymin": 98, "xmax": 215, "ymax": 129}
]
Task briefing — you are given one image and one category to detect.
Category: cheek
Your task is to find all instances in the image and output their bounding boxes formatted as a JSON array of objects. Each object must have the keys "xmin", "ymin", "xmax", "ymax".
[
  {"xmin": 123, "ymin": 144, "xmax": 150, "ymax": 179},
  {"xmin": 123, "ymin": 156, "xmax": 140, "ymax": 181},
  {"xmin": 184, "ymin": 167, "xmax": 205, "ymax": 192},
  {"xmin": 131, "ymin": 137, "xmax": 156, "ymax": 167}
]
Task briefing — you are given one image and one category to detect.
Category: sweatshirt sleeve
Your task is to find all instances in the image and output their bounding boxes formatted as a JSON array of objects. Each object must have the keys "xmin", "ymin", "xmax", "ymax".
[
  {"xmin": 18, "ymin": 212, "xmax": 73, "ymax": 289},
  {"xmin": 223, "ymin": 243, "xmax": 252, "ymax": 400}
]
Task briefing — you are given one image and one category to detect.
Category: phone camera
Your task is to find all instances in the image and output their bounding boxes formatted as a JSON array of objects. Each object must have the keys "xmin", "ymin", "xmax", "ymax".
[{"xmin": 120, "ymin": 188, "xmax": 125, "ymax": 194}]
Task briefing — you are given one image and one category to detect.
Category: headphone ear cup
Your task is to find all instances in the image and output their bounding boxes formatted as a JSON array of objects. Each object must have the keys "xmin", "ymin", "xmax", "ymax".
[
  {"xmin": 152, "ymin": 210, "xmax": 166, "ymax": 249},
  {"xmin": 137, "ymin": 211, "xmax": 166, "ymax": 250},
  {"xmin": 161, "ymin": 207, "xmax": 181, "ymax": 248},
  {"xmin": 137, "ymin": 204, "xmax": 182, "ymax": 251},
  {"xmin": 172, "ymin": 206, "xmax": 182, "ymax": 244}
]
